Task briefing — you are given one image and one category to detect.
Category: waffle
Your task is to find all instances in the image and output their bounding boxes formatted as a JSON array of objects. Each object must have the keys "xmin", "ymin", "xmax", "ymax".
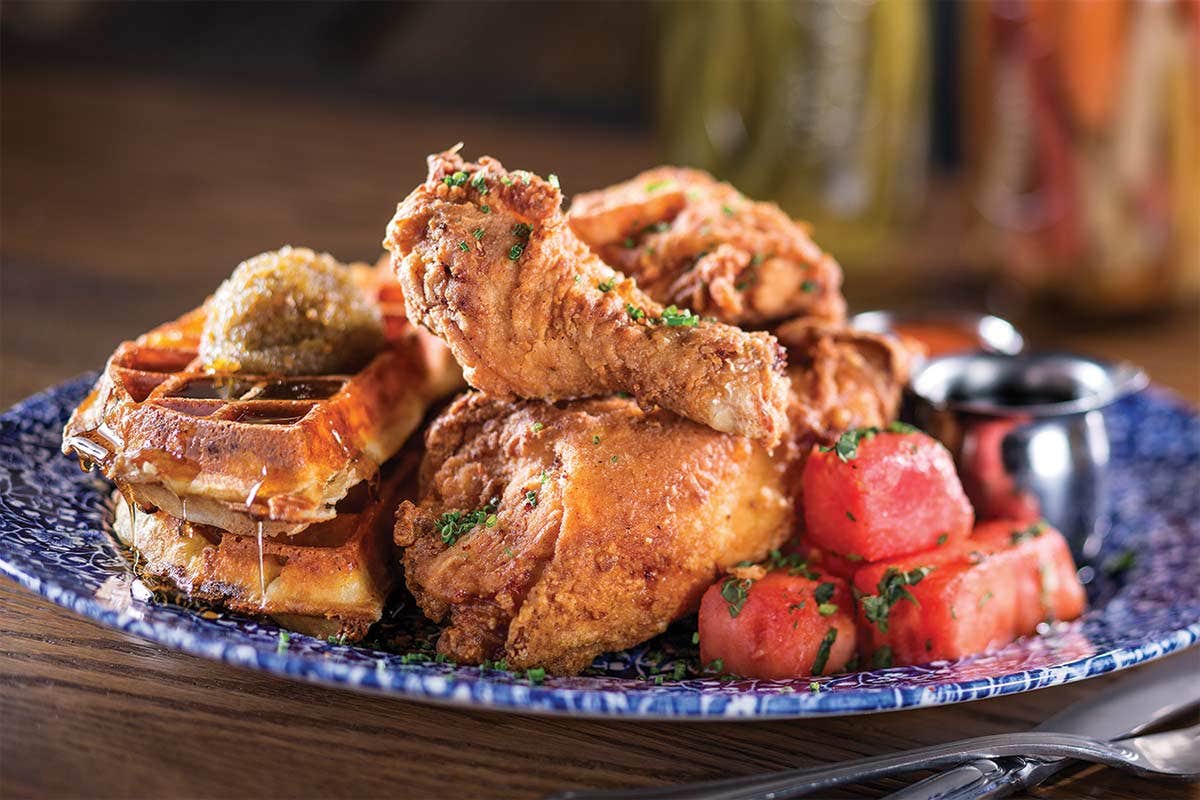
[
  {"xmin": 64, "ymin": 265, "xmax": 463, "ymax": 538},
  {"xmin": 110, "ymin": 456, "xmax": 413, "ymax": 641}
]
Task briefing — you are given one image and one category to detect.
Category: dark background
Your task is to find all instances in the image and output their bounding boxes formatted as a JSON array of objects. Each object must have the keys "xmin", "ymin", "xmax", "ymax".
[{"xmin": 1, "ymin": 0, "xmax": 1196, "ymax": 406}]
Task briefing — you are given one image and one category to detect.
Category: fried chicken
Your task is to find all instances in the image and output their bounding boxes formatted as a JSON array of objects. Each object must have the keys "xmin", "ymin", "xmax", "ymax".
[
  {"xmin": 384, "ymin": 149, "xmax": 790, "ymax": 447},
  {"xmin": 777, "ymin": 318, "xmax": 915, "ymax": 445},
  {"xmin": 568, "ymin": 167, "xmax": 846, "ymax": 327},
  {"xmin": 395, "ymin": 393, "xmax": 792, "ymax": 674}
]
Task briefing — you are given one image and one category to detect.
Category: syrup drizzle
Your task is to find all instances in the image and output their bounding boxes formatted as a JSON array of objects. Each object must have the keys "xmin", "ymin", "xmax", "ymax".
[
  {"xmin": 125, "ymin": 496, "xmax": 140, "ymax": 569},
  {"xmin": 245, "ymin": 466, "xmax": 270, "ymax": 608},
  {"xmin": 244, "ymin": 466, "xmax": 268, "ymax": 511},
  {"xmin": 256, "ymin": 520, "xmax": 267, "ymax": 607}
]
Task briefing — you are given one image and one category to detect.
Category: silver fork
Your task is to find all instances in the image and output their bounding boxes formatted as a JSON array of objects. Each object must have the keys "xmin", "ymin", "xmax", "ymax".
[{"xmin": 545, "ymin": 723, "xmax": 1200, "ymax": 800}]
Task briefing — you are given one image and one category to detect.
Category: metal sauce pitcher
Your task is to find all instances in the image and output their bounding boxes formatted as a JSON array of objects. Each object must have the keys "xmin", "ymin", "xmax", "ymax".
[{"xmin": 908, "ymin": 353, "xmax": 1148, "ymax": 563}]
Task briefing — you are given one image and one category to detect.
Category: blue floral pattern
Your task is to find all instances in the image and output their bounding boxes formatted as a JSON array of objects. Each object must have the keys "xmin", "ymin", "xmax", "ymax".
[{"xmin": 1, "ymin": 375, "xmax": 1197, "ymax": 718}]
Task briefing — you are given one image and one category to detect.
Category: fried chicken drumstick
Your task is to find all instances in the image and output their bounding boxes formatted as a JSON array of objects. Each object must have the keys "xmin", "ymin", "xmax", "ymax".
[
  {"xmin": 396, "ymin": 393, "xmax": 791, "ymax": 674},
  {"xmin": 568, "ymin": 167, "xmax": 846, "ymax": 327},
  {"xmin": 384, "ymin": 149, "xmax": 790, "ymax": 447}
]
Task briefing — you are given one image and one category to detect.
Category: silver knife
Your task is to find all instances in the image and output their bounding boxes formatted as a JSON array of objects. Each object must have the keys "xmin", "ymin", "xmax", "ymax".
[{"xmin": 885, "ymin": 648, "xmax": 1200, "ymax": 800}]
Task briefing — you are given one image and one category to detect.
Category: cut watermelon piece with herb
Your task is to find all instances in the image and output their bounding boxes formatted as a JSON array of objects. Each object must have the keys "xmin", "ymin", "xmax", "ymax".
[
  {"xmin": 698, "ymin": 569, "xmax": 857, "ymax": 680},
  {"xmin": 802, "ymin": 425, "xmax": 974, "ymax": 562},
  {"xmin": 852, "ymin": 520, "xmax": 1086, "ymax": 667}
]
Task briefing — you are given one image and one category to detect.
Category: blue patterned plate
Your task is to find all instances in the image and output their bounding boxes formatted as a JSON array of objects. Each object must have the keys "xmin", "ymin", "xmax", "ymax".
[{"xmin": 2, "ymin": 376, "xmax": 1197, "ymax": 718}]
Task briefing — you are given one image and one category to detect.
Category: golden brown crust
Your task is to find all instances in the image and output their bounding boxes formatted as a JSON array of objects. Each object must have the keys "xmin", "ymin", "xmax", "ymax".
[
  {"xmin": 384, "ymin": 149, "xmax": 791, "ymax": 447},
  {"xmin": 568, "ymin": 167, "xmax": 846, "ymax": 327},
  {"xmin": 110, "ymin": 456, "xmax": 414, "ymax": 641},
  {"xmin": 395, "ymin": 393, "xmax": 792, "ymax": 674},
  {"xmin": 63, "ymin": 264, "xmax": 464, "ymax": 536}
]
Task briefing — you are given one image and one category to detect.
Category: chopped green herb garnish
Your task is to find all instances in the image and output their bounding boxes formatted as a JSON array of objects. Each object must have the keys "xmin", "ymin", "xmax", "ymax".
[
  {"xmin": 512, "ymin": 222, "xmax": 533, "ymax": 240},
  {"xmin": 645, "ymin": 179, "xmax": 671, "ymax": 193},
  {"xmin": 485, "ymin": 514, "xmax": 498, "ymax": 528},
  {"xmin": 812, "ymin": 627, "xmax": 838, "ymax": 675},
  {"xmin": 872, "ymin": 646, "xmax": 894, "ymax": 669},
  {"xmin": 472, "ymin": 227, "xmax": 485, "ymax": 240},
  {"xmin": 502, "ymin": 546, "xmax": 515, "ymax": 558},
  {"xmin": 809, "ymin": 681, "xmax": 821, "ymax": 693},
  {"xmin": 814, "ymin": 582, "xmax": 836, "ymax": 604},
  {"xmin": 822, "ymin": 422, "xmax": 922, "ymax": 462},
  {"xmin": 276, "ymin": 630, "xmax": 290, "ymax": 653},
  {"xmin": 458, "ymin": 241, "xmax": 470, "ymax": 252},
  {"xmin": 844, "ymin": 553, "xmax": 865, "ymax": 562},
  {"xmin": 470, "ymin": 172, "xmax": 489, "ymax": 193},
  {"xmin": 706, "ymin": 658, "xmax": 724, "ymax": 673},
  {"xmin": 481, "ymin": 204, "xmax": 491, "ymax": 214},
  {"xmin": 508, "ymin": 243, "xmax": 524, "ymax": 260},
  {"xmin": 660, "ymin": 305, "xmax": 699, "ymax": 327},
  {"xmin": 592, "ymin": 435, "xmax": 601, "ymax": 444},
  {"xmin": 859, "ymin": 566, "xmax": 933, "ymax": 633},
  {"xmin": 801, "ymin": 279, "xmax": 818, "ymax": 293},
  {"xmin": 435, "ymin": 499, "xmax": 501, "ymax": 546},
  {"xmin": 817, "ymin": 603, "xmax": 838, "ymax": 616},
  {"xmin": 722, "ymin": 204, "xmax": 735, "ymax": 217},
  {"xmin": 1011, "ymin": 521, "xmax": 1048, "ymax": 545},
  {"xmin": 610, "ymin": 455, "xmax": 618, "ymax": 463},
  {"xmin": 626, "ymin": 304, "xmax": 646, "ymax": 321},
  {"xmin": 500, "ymin": 175, "xmax": 514, "ymax": 186},
  {"xmin": 766, "ymin": 550, "xmax": 821, "ymax": 579},
  {"xmin": 539, "ymin": 470, "xmax": 551, "ymax": 485},
  {"xmin": 597, "ymin": 278, "xmax": 616, "ymax": 292},
  {"xmin": 824, "ymin": 427, "xmax": 877, "ymax": 462},
  {"xmin": 978, "ymin": 591, "xmax": 994, "ymax": 609},
  {"xmin": 1103, "ymin": 549, "xmax": 1137, "ymax": 576},
  {"xmin": 692, "ymin": 631, "xmax": 700, "ymax": 645},
  {"xmin": 531, "ymin": 422, "xmax": 544, "ymax": 433},
  {"xmin": 750, "ymin": 252, "xmax": 765, "ymax": 266},
  {"xmin": 720, "ymin": 575, "xmax": 754, "ymax": 618},
  {"xmin": 645, "ymin": 221, "xmax": 670, "ymax": 234},
  {"xmin": 524, "ymin": 490, "xmax": 538, "ymax": 507},
  {"xmin": 623, "ymin": 237, "xmax": 635, "ymax": 249},
  {"xmin": 937, "ymin": 534, "xmax": 949, "ymax": 546},
  {"xmin": 443, "ymin": 170, "xmax": 469, "ymax": 187},
  {"xmin": 526, "ymin": 667, "xmax": 546, "ymax": 684},
  {"xmin": 548, "ymin": 173, "xmax": 560, "ymax": 189},
  {"xmin": 846, "ymin": 511, "xmax": 856, "ymax": 522},
  {"xmin": 672, "ymin": 661, "xmax": 687, "ymax": 681}
]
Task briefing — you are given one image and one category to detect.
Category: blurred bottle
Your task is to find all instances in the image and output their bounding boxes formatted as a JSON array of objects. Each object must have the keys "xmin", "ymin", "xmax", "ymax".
[
  {"xmin": 656, "ymin": 0, "xmax": 929, "ymax": 271},
  {"xmin": 963, "ymin": 0, "xmax": 1200, "ymax": 318}
]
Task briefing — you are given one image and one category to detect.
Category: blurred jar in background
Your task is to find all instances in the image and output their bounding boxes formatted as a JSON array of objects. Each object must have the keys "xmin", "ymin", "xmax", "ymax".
[
  {"xmin": 963, "ymin": 0, "xmax": 1200, "ymax": 318},
  {"xmin": 656, "ymin": 0, "xmax": 929, "ymax": 273}
]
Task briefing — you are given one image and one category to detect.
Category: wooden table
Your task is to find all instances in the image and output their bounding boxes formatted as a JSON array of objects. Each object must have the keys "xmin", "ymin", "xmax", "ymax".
[{"xmin": 2, "ymin": 69, "xmax": 1198, "ymax": 800}]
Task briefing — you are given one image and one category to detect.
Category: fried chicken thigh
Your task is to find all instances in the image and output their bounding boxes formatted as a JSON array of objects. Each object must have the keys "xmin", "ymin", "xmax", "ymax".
[
  {"xmin": 384, "ymin": 149, "xmax": 790, "ymax": 447},
  {"xmin": 568, "ymin": 167, "xmax": 847, "ymax": 327},
  {"xmin": 777, "ymin": 318, "xmax": 915, "ymax": 445},
  {"xmin": 395, "ymin": 393, "xmax": 791, "ymax": 674}
]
